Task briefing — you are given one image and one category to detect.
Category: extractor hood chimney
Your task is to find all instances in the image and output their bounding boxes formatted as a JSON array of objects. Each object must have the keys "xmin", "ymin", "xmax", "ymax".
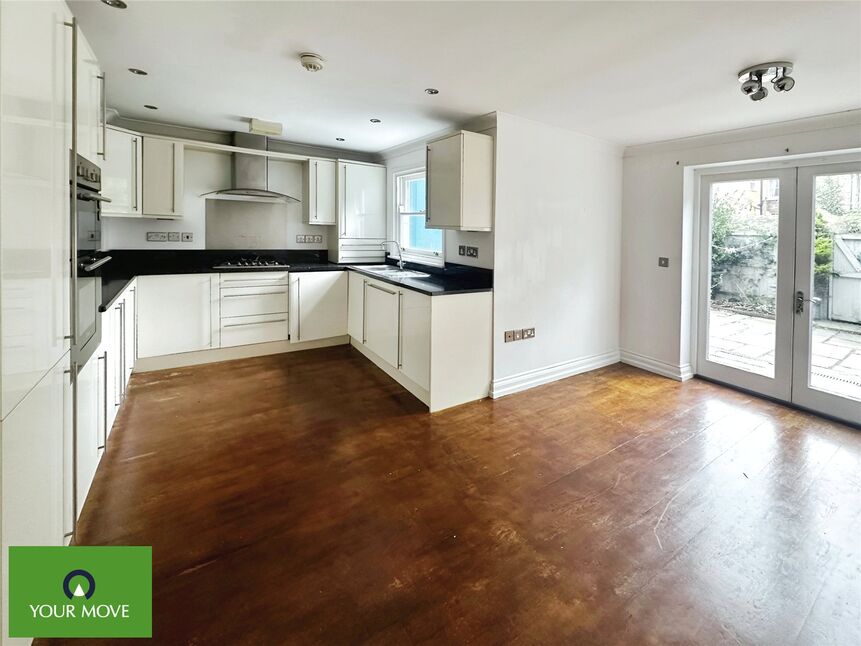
[{"xmin": 201, "ymin": 132, "xmax": 300, "ymax": 204}]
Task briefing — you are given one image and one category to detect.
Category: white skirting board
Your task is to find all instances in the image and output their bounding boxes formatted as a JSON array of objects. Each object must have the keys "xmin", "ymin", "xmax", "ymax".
[
  {"xmin": 134, "ymin": 336, "xmax": 349, "ymax": 372},
  {"xmin": 490, "ymin": 350, "xmax": 621, "ymax": 399},
  {"xmin": 619, "ymin": 350, "xmax": 693, "ymax": 381}
]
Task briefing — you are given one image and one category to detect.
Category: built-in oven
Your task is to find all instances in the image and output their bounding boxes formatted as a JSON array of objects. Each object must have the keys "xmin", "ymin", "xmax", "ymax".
[{"xmin": 71, "ymin": 154, "xmax": 111, "ymax": 366}]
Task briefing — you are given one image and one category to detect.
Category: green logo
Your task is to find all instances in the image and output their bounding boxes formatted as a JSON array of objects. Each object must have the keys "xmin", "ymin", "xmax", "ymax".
[{"xmin": 8, "ymin": 546, "xmax": 152, "ymax": 638}]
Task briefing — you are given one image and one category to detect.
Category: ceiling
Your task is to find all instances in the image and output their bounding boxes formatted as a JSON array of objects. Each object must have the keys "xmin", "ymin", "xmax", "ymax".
[{"xmin": 69, "ymin": 1, "xmax": 861, "ymax": 153}]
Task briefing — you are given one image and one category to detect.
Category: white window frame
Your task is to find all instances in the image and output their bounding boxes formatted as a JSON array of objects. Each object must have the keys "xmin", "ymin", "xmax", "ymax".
[{"xmin": 393, "ymin": 168, "xmax": 444, "ymax": 267}]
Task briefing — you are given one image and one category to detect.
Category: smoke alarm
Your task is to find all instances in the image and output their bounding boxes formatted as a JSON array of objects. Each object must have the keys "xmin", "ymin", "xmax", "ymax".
[{"xmin": 299, "ymin": 53, "xmax": 325, "ymax": 72}]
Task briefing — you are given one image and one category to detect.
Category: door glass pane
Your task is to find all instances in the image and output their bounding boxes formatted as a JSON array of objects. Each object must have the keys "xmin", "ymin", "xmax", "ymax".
[
  {"xmin": 809, "ymin": 173, "xmax": 861, "ymax": 401},
  {"xmin": 707, "ymin": 178, "xmax": 780, "ymax": 377}
]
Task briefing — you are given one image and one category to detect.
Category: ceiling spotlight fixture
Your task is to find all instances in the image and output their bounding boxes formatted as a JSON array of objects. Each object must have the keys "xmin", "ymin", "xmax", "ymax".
[
  {"xmin": 424, "ymin": 88, "xmax": 439, "ymax": 95},
  {"xmin": 299, "ymin": 53, "xmax": 325, "ymax": 72},
  {"xmin": 336, "ymin": 137, "xmax": 345, "ymax": 142},
  {"xmin": 143, "ymin": 104, "xmax": 158, "ymax": 110},
  {"xmin": 128, "ymin": 68, "xmax": 148, "ymax": 76},
  {"xmin": 738, "ymin": 62, "xmax": 795, "ymax": 102},
  {"xmin": 100, "ymin": 0, "xmax": 128, "ymax": 8},
  {"xmin": 370, "ymin": 118, "xmax": 381, "ymax": 124}
]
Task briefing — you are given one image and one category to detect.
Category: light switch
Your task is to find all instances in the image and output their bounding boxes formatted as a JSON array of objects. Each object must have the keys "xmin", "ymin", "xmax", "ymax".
[{"xmin": 658, "ymin": 257, "xmax": 670, "ymax": 268}]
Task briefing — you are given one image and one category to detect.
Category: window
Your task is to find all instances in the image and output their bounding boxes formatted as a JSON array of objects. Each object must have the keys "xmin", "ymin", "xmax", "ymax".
[{"xmin": 395, "ymin": 170, "xmax": 443, "ymax": 265}]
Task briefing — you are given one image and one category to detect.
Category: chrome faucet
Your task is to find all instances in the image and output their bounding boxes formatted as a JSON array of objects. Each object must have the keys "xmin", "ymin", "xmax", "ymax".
[{"xmin": 380, "ymin": 240, "xmax": 405, "ymax": 270}]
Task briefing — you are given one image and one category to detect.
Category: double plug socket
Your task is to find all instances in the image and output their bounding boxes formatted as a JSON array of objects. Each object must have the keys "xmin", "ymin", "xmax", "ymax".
[{"xmin": 504, "ymin": 327, "xmax": 535, "ymax": 343}]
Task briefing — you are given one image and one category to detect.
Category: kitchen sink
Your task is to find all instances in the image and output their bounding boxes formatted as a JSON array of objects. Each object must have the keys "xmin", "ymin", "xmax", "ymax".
[{"xmin": 360, "ymin": 265, "xmax": 431, "ymax": 279}]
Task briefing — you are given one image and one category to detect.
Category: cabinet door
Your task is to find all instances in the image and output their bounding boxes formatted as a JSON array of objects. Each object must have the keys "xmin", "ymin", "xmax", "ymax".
[
  {"xmin": 399, "ymin": 290, "xmax": 431, "ymax": 390},
  {"xmin": 314, "ymin": 159, "xmax": 337, "ymax": 225},
  {"xmin": 347, "ymin": 271, "xmax": 365, "ymax": 340},
  {"xmin": 123, "ymin": 285, "xmax": 136, "ymax": 385},
  {"xmin": 0, "ymin": 0, "xmax": 73, "ymax": 419},
  {"xmin": 340, "ymin": 162, "xmax": 386, "ymax": 239},
  {"xmin": 1, "ymin": 352, "xmax": 68, "ymax": 555},
  {"xmin": 137, "ymin": 274, "xmax": 216, "ymax": 357},
  {"xmin": 426, "ymin": 134, "xmax": 463, "ymax": 229},
  {"xmin": 364, "ymin": 281, "xmax": 399, "ymax": 366},
  {"xmin": 142, "ymin": 137, "xmax": 183, "ymax": 217},
  {"xmin": 102, "ymin": 128, "xmax": 142, "ymax": 215},
  {"xmin": 76, "ymin": 29, "xmax": 101, "ymax": 163},
  {"xmin": 291, "ymin": 272, "xmax": 347, "ymax": 343},
  {"xmin": 100, "ymin": 306, "xmax": 118, "ymax": 437},
  {"xmin": 76, "ymin": 352, "xmax": 101, "ymax": 518}
]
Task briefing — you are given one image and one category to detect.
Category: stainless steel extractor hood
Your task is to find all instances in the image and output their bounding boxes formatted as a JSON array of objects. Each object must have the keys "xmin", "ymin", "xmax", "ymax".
[{"xmin": 201, "ymin": 132, "xmax": 300, "ymax": 204}]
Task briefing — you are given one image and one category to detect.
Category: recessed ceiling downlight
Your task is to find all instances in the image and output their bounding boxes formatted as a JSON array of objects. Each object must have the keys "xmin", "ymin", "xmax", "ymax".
[
  {"xmin": 336, "ymin": 138, "xmax": 345, "ymax": 142},
  {"xmin": 299, "ymin": 53, "xmax": 325, "ymax": 72},
  {"xmin": 424, "ymin": 88, "xmax": 439, "ymax": 95},
  {"xmin": 100, "ymin": 0, "xmax": 127, "ymax": 8},
  {"xmin": 370, "ymin": 118, "xmax": 381, "ymax": 124},
  {"xmin": 128, "ymin": 68, "xmax": 148, "ymax": 76},
  {"xmin": 144, "ymin": 104, "xmax": 158, "ymax": 110}
]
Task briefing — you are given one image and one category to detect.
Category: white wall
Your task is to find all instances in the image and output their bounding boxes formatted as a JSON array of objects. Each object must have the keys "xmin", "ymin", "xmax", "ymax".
[
  {"xmin": 102, "ymin": 150, "xmax": 329, "ymax": 251},
  {"xmin": 620, "ymin": 110, "xmax": 861, "ymax": 378},
  {"xmin": 381, "ymin": 139, "xmax": 495, "ymax": 269},
  {"xmin": 491, "ymin": 112, "xmax": 623, "ymax": 395}
]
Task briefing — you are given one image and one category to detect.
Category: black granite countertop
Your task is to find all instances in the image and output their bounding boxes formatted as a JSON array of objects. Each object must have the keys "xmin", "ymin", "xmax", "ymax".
[{"xmin": 99, "ymin": 249, "xmax": 492, "ymax": 309}]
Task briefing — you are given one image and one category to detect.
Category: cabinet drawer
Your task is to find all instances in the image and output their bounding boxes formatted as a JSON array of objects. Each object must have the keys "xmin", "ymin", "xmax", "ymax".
[
  {"xmin": 220, "ymin": 314, "xmax": 289, "ymax": 347},
  {"xmin": 219, "ymin": 272, "xmax": 289, "ymax": 287},
  {"xmin": 220, "ymin": 286, "xmax": 288, "ymax": 318}
]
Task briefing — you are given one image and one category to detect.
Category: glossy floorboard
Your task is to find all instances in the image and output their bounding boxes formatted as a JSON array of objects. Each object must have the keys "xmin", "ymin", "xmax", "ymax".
[{"xmin": 39, "ymin": 347, "xmax": 860, "ymax": 645}]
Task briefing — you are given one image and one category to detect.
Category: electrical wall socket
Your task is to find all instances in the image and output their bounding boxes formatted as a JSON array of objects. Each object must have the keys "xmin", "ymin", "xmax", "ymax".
[
  {"xmin": 168, "ymin": 232, "xmax": 181, "ymax": 242},
  {"xmin": 296, "ymin": 235, "xmax": 307, "ymax": 243},
  {"xmin": 313, "ymin": 234, "xmax": 323, "ymax": 243},
  {"xmin": 146, "ymin": 232, "xmax": 168, "ymax": 242},
  {"xmin": 466, "ymin": 246, "xmax": 479, "ymax": 258},
  {"xmin": 504, "ymin": 327, "xmax": 536, "ymax": 342},
  {"xmin": 182, "ymin": 232, "xmax": 193, "ymax": 242},
  {"xmin": 458, "ymin": 245, "xmax": 466, "ymax": 256},
  {"xmin": 658, "ymin": 257, "xmax": 669, "ymax": 268}
]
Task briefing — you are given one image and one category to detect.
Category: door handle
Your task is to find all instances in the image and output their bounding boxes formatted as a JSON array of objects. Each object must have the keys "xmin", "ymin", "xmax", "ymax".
[{"xmin": 795, "ymin": 291, "xmax": 822, "ymax": 314}]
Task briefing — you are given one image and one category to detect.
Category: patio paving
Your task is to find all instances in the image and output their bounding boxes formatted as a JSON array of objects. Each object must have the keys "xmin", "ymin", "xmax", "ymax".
[{"xmin": 708, "ymin": 308, "xmax": 861, "ymax": 402}]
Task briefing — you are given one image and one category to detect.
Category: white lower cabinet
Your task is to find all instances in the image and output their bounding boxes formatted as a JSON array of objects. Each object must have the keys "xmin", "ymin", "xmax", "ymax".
[
  {"xmin": 363, "ymin": 280, "xmax": 400, "ymax": 366},
  {"xmin": 290, "ymin": 272, "xmax": 348, "ymax": 343},
  {"xmin": 76, "ymin": 351, "xmax": 101, "ymax": 519},
  {"xmin": 399, "ymin": 289, "xmax": 431, "ymax": 390},
  {"xmin": 348, "ymin": 271, "xmax": 491, "ymax": 412},
  {"xmin": 219, "ymin": 272, "xmax": 289, "ymax": 347},
  {"xmin": 221, "ymin": 314, "xmax": 289, "ymax": 348},
  {"xmin": 138, "ymin": 274, "xmax": 219, "ymax": 357}
]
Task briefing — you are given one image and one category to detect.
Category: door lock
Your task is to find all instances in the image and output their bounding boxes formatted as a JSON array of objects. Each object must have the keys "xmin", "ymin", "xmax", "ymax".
[{"xmin": 795, "ymin": 291, "xmax": 822, "ymax": 314}]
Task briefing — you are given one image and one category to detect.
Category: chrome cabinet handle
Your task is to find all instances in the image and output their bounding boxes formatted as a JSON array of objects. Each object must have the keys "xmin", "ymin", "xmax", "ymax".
[
  {"xmin": 425, "ymin": 146, "xmax": 431, "ymax": 223},
  {"xmin": 222, "ymin": 291, "xmax": 287, "ymax": 298},
  {"xmin": 80, "ymin": 256, "xmax": 112, "ymax": 272},
  {"xmin": 341, "ymin": 164, "xmax": 347, "ymax": 237},
  {"xmin": 132, "ymin": 137, "xmax": 139, "ymax": 211},
  {"xmin": 314, "ymin": 161, "xmax": 318, "ymax": 221},
  {"xmin": 296, "ymin": 276, "xmax": 301, "ymax": 341},
  {"xmin": 98, "ymin": 351, "xmax": 107, "ymax": 449},
  {"xmin": 223, "ymin": 318, "xmax": 287, "ymax": 328},
  {"xmin": 366, "ymin": 282, "xmax": 396, "ymax": 296},
  {"xmin": 97, "ymin": 73, "xmax": 106, "ymax": 159},
  {"xmin": 65, "ymin": 18, "xmax": 78, "ymax": 348}
]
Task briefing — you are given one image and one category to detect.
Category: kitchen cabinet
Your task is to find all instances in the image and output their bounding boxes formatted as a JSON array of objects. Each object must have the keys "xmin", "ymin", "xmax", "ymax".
[
  {"xmin": 328, "ymin": 161, "xmax": 386, "ymax": 263},
  {"xmin": 399, "ymin": 289, "xmax": 431, "ymax": 390},
  {"xmin": 76, "ymin": 351, "xmax": 101, "ymax": 519},
  {"xmin": 102, "ymin": 126, "xmax": 142, "ymax": 216},
  {"xmin": 0, "ymin": 0, "xmax": 73, "ymax": 419},
  {"xmin": 137, "ymin": 274, "xmax": 218, "ymax": 357},
  {"xmin": 304, "ymin": 159, "xmax": 337, "ymax": 225},
  {"xmin": 363, "ymin": 280, "xmax": 400, "ymax": 366},
  {"xmin": 348, "ymin": 271, "xmax": 492, "ymax": 412},
  {"xmin": 219, "ymin": 272, "xmax": 289, "ymax": 348},
  {"xmin": 290, "ymin": 272, "xmax": 348, "ymax": 343},
  {"xmin": 76, "ymin": 29, "xmax": 104, "ymax": 164},
  {"xmin": 426, "ymin": 130, "xmax": 493, "ymax": 231},
  {"xmin": 142, "ymin": 137, "xmax": 184, "ymax": 218}
]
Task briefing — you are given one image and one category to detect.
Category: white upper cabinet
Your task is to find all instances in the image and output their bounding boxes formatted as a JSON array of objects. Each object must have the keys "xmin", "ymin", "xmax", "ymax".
[
  {"xmin": 0, "ymin": 0, "xmax": 73, "ymax": 418},
  {"xmin": 338, "ymin": 161, "xmax": 386, "ymax": 239},
  {"xmin": 142, "ymin": 137, "xmax": 184, "ymax": 218},
  {"xmin": 76, "ymin": 28, "xmax": 103, "ymax": 164},
  {"xmin": 102, "ymin": 127, "xmax": 142, "ymax": 216},
  {"xmin": 304, "ymin": 159, "xmax": 337, "ymax": 225},
  {"xmin": 426, "ymin": 131, "xmax": 493, "ymax": 231},
  {"xmin": 137, "ymin": 274, "xmax": 218, "ymax": 358},
  {"xmin": 290, "ymin": 271, "xmax": 348, "ymax": 343}
]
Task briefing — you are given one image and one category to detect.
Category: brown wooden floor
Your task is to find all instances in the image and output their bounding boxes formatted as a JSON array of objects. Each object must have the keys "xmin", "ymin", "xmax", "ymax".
[{"xmin": 42, "ymin": 347, "xmax": 860, "ymax": 645}]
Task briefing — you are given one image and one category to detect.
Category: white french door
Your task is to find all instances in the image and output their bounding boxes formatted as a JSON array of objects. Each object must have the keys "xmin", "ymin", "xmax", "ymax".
[{"xmin": 697, "ymin": 163, "xmax": 861, "ymax": 426}]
